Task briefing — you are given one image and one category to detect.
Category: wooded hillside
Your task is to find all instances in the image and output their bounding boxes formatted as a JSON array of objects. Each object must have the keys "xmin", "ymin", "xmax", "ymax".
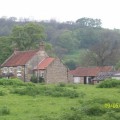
[{"xmin": 0, "ymin": 17, "xmax": 120, "ymax": 69}]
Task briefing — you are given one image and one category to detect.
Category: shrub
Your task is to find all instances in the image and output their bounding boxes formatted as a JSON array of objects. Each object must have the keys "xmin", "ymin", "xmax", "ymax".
[
  {"xmin": 97, "ymin": 79, "xmax": 120, "ymax": 88},
  {"xmin": 13, "ymin": 88, "xmax": 26, "ymax": 95},
  {"xmin": 13, "ymin": 86, "xmax": 41, "ymax": 96},
  {"xmin": 62, "ymin": 89, "xmax": 79, "ymax": 98},
  {"xmin": 82, "ymin": 103, "xmax": 106, "ymax": 116},
  {"xmin": 30, "ymin": 75, "xmax": 45, "ymax": 83},
  {"xmin": 66, "ymin": 84, "xmax": 79, "ymax": 89},
  {"xmin": 12, "ymin": 85, "xmax": 79, "ymax": 98},
  {"xmin": 39, "ymin": 77, "xmax": 45, "ymax": 83},
  {"xmin": 30, "ymin": 75, "xmax": 38, "ymax": 83},
  {"xmin": 0, "ymin": 78, "xmax": 25, "ymax": 86},
  {"xmin": 0, "ymin": 106, "xmax": 10, "ymax": 115},
  {"xmin": 83, "ymin": 98, "xmax": 112, "ymax": 105},
  {"xmin": 0, "ymin": 90, "xmax": 6, "ymax": 96},
  {"xmin": 50, "ymin": 86, "xmax": 79, "ymax": 98},
  {"xmin": 57, "ymin": 82, "xmax": 66, "ymax": 87},
  {"xmin": 25, "ymin": 82, "xmax": 35, "ymax": 86},
  {"xmin": 81, "ymin": 98, "xmax": 120, "ymax": 116},
  {"xmin": 79, "ymin": 92, "xmax": 86, "ymax": 98}
]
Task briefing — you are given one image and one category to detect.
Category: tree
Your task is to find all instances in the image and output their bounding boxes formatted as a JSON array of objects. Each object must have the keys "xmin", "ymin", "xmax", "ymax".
[
  {"xmin": 0, "ymin": 37, "xmax": 13, "ymax": 64},
  {"xmin": 10, "ymin": 22, "xmax": 46, "ymax": 50},
  {"xmin": 82, "ymin": 30, "xmax": 120, "ymax": 66},
  {"xmin": 75, "ymin": 27, "xmax": 102, "ymax": 48},
  {"xmin": 76, "ymin": 17, "xmax": 102, "ymax": 28},
  {"xmin": 57, "ymin": 30, "xmax": 79, "ymax": 53},
  {"xmin": 65, "ymin": 60, "xmax": 76, "ymax": 70}
]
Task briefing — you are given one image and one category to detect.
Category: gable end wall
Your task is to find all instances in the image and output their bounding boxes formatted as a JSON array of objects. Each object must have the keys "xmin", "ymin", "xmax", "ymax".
[{"xmin": 45, "ymin": 59, "xmax": 68, "ymax": 83}]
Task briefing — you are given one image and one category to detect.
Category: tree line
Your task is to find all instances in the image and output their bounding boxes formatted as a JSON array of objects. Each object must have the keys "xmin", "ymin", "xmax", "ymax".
[{"xmin": 0, "ymin": 17, "xmax": 120, "ymax": 69}]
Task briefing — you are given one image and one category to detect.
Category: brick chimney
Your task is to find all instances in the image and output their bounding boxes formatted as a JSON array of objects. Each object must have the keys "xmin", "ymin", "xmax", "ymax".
[
  {"xmin": 14, "ymin": 48, "xmax": 19, "ymax": 54},
  {"xmin": 39, "ymin": 42, "xmax": 45, "ymax": 51}
]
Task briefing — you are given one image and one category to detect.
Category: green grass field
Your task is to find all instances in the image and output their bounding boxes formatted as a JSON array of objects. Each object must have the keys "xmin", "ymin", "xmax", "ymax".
[{"xmin": 0, "ymin": 79, "xmax": 120, "ymax": 120}]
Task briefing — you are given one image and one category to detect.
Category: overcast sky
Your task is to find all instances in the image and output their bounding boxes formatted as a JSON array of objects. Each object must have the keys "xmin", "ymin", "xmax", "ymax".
[{"xmin": 0, "ymin": 0, "xmax": 120, "ymax": 29}]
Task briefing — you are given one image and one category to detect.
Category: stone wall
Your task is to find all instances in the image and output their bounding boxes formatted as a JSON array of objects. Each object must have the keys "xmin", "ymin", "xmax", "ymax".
[
  {"xmin": 1, "ymin": 66, "xmax": 25, "ymax": 81},
  {"xmin": 45, "ymin": 58, "xmax": 69, "ymax": 83},
  {"xmin": 68, "ymin": 73, "xmax": 74, "ymax": 83}
]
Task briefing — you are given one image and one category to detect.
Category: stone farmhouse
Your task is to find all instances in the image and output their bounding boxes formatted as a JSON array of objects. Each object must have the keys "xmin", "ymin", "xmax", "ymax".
[
  {"xmin": 69, "ymin": 66, "xmax": 113, "ymax": 84},
  {"xmin": 1, "ymin": 44, "xmax": 72, "ymax": 83}
]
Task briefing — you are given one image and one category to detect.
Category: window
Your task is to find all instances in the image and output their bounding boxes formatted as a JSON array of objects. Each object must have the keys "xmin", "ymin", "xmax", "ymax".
[
  {"xmin": 2, "ymin": 67, "xmax": 8, "ymax": 73},
  {"xmin": 17, "ymin": 66, "xmax": 22, "ymax": 73},
  {"xmin": 17, "ymin": 73, "xmax": 22, "ymax": 77},
  {"xmin": 9, "ymin": 67, "xmax": 14, "ymax": 73},
  {"xmin": 40, "ymin": 71, "xmax": 44, "ymax": 77}
]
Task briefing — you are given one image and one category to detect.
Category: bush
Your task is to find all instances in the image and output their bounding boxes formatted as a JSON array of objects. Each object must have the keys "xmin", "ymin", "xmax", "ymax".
[
  {"xmin": 30, "ymin": 75, "xmax": 45, "ymax": 83},
  {"xmin": 30, "ymin": 75, "xmax": 38, "ymax": 83},
  {"xmin": 66, "ymin": 84, "xmax": 79, "ymax": 89},
  {"xmin": 12, "ymin": 85, "xmax": 79, "ymax": 98},
  {"xmin": 82, "ymin": 98, "xmax": 112, "ymax": 105},
  {"xmin": 0, "ymin": 78, "xmax": 25, "ymax": 86},
  {"xmin": 0, "ymin": 90, "xmax": 6, "ymax": 96},
  {"xmin": 49, "ymin": 86, "xmax": 79, "ymax": 98},
  {"xmin": 39, "ymin": 77, "xmax": 45, "ymax": 83},
  {"xmin": 82, "ymin": 103, "xmax": 106, "ymax": 116},
  {"xmin": 97, "ymin": 79, "xmax": 120, "ymax": 88},
  {"xmin": 25, "ymin": 82, "xmax": 35, "ymax": 86},
  {"xmin": 62, "ymin": 89, "xmax": 79, "ymax": 98},
  {"xmin": 0, "ymin": 106, "xmax": 10, "ymax": 115},
  {"xmin": 13, "ymin": 86, "xmax": 41, "ymax": 96},
  {"xmin": 57, "ymin": 82, "xmax": 66, "ymax": 87},
  {"xmin": 62, "ymin": 97, "xmax": 120, "ymax": 120}
]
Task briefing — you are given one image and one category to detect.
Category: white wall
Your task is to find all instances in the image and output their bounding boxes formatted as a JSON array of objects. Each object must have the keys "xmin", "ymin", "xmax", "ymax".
[{"xmin": 74, "ymin": 77, "xmax": 80, "ymax": 83}]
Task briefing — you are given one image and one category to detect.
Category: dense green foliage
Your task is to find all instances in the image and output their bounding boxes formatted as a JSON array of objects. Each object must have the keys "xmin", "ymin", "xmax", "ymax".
[
  {"xmin": 0, "ymin": 78, "xmax": 78, "ymax": 98},
  {"xmin": 0, "ymin": 78, "xmax": 120, "ymax": 120},
  {"xmin": 0, "ymin": 36, "xmax": 13, "ymax": 64},
  {"xmin": 11, "ymin": 23, "xmax": 46, "ymax": 50},
  {"xmin": 97, "ymin": 79, "xmax": 120, "ymax": 88},
  {"xmin": 0, "ymin": 78, "xmax": 25, "ymax": 86},
  {"xmin": 0, "ymin": 17, "xmax": 120, "ymax": 68},
  {"xmin": 0, "ymin": 78, "xmax": 35, "ymax": 86}
]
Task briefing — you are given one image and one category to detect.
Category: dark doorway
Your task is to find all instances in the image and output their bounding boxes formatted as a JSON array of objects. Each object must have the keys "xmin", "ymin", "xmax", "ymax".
[
  {"xmin": 84, "ymin": 77, "xmax": 87, "ymax": 84},
  {"xmin": 88, "ymin": 77, "xmax": 91, "ymax": 84}
]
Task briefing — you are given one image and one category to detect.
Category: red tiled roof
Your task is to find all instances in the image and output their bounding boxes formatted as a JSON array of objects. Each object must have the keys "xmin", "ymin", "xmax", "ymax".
[
  {"xmin": 34, "ymin": 57, "xmax": 55, "ymax": 70},
  {"xmin": 69, "ymin": 66, "xmax": 113, "ymax": 77},
  {"xmin": 1, "ymin": 50, "xmax": 38, "ymax": 67}
]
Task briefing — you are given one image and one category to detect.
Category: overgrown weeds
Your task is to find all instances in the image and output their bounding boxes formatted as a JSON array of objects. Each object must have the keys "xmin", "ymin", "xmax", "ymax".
[
  {"xmin": 0, "ymin": 78, "xmax": 35, "ymax": 86},
  {"xmin": 12, "ymin": 86, "xmax": 79, "ymax": 98},
  {"xmin": 61, "ymin": 98, "xmax": 120, "ymax": 120},
  {"xmin": 0, "ymin": 106, "xmax": 10, "ymax": 116},
  {"xmin": 97, "ymin": 79, "xmax": 120, "ymax": 88},
  {"xmin": 0, "ymin": 90, "xmax": 6, "ymax": 96}
]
